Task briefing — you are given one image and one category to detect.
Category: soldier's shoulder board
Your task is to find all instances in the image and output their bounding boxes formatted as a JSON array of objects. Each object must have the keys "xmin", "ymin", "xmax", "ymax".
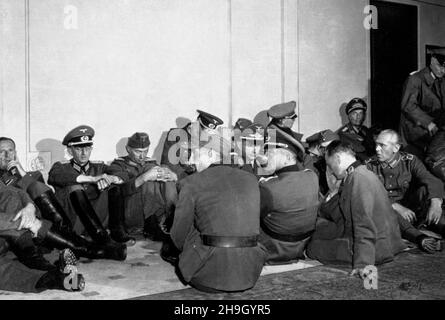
[
  {"xmin": 259, "ymin": 176, "xmax": 277, "ymax": 183},
  {"xmin": 400, "ymin": 152, "xmax": 414, "ymax": 161},
  {"xmin": 114, "ymin": 157, "xmax": 125, "ymax": 162},
  {"xmin": 59, "ymin": 160, "xmax": 70, "ymax": 164},
  {"xmin": 90, "ymin": 160, "xmax": 105, "ymax": 164},
  {"xmin": 364, "ymin": 156, "xmax": 378, "ymax": 165}
]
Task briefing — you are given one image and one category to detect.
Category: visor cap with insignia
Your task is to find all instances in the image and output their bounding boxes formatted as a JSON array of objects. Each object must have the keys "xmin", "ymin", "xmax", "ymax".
[
  {"xmin": 197, "ymin": 110, "xmax": 224, "ymax": 130},
  {"xmin": 430, "ymin": 47, "xmax": 445, "ymax": 67},
  {"xmin": 241, "ymin": 123, "xmax": 265, "ymax": 141},
  {"xmin": 306, "ymin": 129, "xmax": 339, "ymax": 147},
  {"xmin": 267, "ymin": 101, "xmax": 297, "ymax": 120},
  {"xmin": 265, "ymin": 130, "xmax": 301, "ymax": 156},
  {"xmin": 234, "ymin": 118, "xmax": 253, "ymax": 131},
  {"xmin": 63, "ymin": 125, "xmax": 95, "ymax": 147},
  {"xmin": 345, "ymin": 98, "xmax": 367, "ymax": 115},
  {"xmin": 127, "ymin": 132, "xmax": 151, "ymax": 149}
]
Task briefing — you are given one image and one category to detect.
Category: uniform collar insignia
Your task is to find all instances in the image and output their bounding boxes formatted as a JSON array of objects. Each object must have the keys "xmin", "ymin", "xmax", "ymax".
[
  {"xmin": 71, "ymin": 159, "xmax": 90, "ymax": 173},
  {"xmin": 381, "ymin": 153, "xmax": 400, "ymax": 169}
]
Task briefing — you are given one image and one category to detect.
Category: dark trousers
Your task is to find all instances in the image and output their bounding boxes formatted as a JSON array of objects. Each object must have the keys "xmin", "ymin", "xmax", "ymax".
[{"xmin": 0, "ymin": 251, "xmax": 45, "ymax": 293}]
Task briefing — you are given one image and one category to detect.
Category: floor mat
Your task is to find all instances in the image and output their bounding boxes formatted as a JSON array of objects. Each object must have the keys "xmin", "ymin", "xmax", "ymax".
[{"xmin": 0, "ymin": 238, "xmax": 320, "ymax": 300}]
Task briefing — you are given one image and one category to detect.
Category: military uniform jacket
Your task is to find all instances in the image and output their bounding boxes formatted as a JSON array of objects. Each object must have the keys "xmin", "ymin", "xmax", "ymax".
[
  {"xmin": 399, "ymin": 67, "xmax": 445, "ymax": 149},
  {"xmin": 339, "ymin": 164, "xmax": 406, "ymax": 268},
  {"xmin": 0, "ymin": 169, "xmax": 45, "ymax": 191},
  {"xmin": 0, "ymin": 183, "xmax": 32, "ymax": 236},
  {"xmin": 336, "ymin": 123, "xmax": 374, "ymax": 161},
  {"xmin": 160, "ymin": 127, "xmax": 196, "ymax": 179},
  {"xmin": 260, "ymin": 165, "xmax": 319, "ymax": 236},
  {"xmin": 365, "ymin": 152, "xmax": 444, "ymax": 204},
  {"xmin": 170, "ymin": 164, "xmax": 266, "ymax": 292},
  {"xmin": 259, "ymin": 165, "xmax": 319, "ymax": 262},
  {"xmin": 308, "ymin": 163, "xmax": 405, "ymax": 268},
  {"xmin": 48, "ymin": 159, "xmax": 125, "ymax": 200},
  {"xmin": 108, "ymin": 156, "xmax": 158, "ymax": 197}
]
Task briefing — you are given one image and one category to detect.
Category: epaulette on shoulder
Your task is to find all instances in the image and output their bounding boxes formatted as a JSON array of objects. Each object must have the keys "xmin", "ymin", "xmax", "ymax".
[
  {"xmin": 60, "ymin": 160, "xmax": 70, "ymax": 164},
  {"xmin": 364, "ymin": 156, "xmax": 378, "ymax": 165},
  {"xmin": 114, "ymin": 157, "xmax": 125, "ymax": 162},
  {"xmin": 259, "ymin": 176, "xmax": 277, "ymax": 183},
  {"xmin": 409, "ymin": 69, "xmax": 421, "ymax": 76},
  {"xmin": 90, "ymin": 160, "xmax": 105, "ymax": 164},
  {"xmin": 400, "ymin": 152, "xmax": 414, "ymax": 161},
  {"xmin": 144, "ymin": 157, "xmax": 157, "ymax": 164}
]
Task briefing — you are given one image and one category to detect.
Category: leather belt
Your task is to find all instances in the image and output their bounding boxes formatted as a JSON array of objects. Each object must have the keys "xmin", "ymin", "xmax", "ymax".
[
  {"xmin": 261, "ymin": 223, "xmax": 314, "ymax": 243},
  {"xmin": 201, "ymin": 235, "xmax": 258, "ymax": 248}
]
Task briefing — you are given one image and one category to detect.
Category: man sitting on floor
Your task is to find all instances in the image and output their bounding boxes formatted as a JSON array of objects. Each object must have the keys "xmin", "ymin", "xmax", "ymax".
[
  {"xmin": 366, "ymin": 129, "xmax": 444, "ymax": 249},
  {"xmin": 307, "ymin": 141, "xmax": 406, "ymax": 278},
  {"xmin": 258, "ymin": 135, "xmax": 319, "ymax": 264},
  {"xmin": 170, "ymin": 134, "xmax": 266, "ymax": 293},
  {"xmin": 0, "ymin": 182, "xmax": 84, "ymax": 293}
]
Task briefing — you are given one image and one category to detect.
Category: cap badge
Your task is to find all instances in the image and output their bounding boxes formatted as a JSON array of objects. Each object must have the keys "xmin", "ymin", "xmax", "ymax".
[
  {"xmin": 79, "ymin": 128, "xmax": 87, "ymax": 133},
  {"xmin": 208, "ymin": 123, "xmax": 215, "ymax": 129},
  {"xmin": 81, "ymin": 136, "xmax": 89, "ymax": 142}
]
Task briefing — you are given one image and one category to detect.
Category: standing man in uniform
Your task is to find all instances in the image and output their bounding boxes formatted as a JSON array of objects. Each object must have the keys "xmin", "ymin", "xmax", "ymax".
[
  {"xmin": 399, "ymin": 53, "xmax": 445, "ymax": 159},
  {"xmin": 170, "ymin": 135, "xmax": 266, "ymax": 293},
  {"xmin": 366, "ymin": 130, "xmax": 444, "ymax": 248},
  {"xmin": 160, "ymin": 110, "xmax": 224, "ymax": 180},
  {"xmin": 336, "ymin": 98, "xmax": 374, "ymax": 162},
  {"xmin": 48, "ymin": 125, "xmax": 127, "ymax": 260},
  {"xmin": 307, "ymin": 141, "xmax": 406, "ymax": 278},
  {"xmin": 107, "ymin": 132, "xmax": 178, "ymax": 245},
  {"xmin": 258, "ymin": 134, "xmax": 319, "ymax": 264}
]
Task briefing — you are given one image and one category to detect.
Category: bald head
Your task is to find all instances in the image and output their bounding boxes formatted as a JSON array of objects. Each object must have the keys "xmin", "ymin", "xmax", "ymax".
[{"xmin": 375, "ymin": 129, "xmax": 401, "ymax": 162}]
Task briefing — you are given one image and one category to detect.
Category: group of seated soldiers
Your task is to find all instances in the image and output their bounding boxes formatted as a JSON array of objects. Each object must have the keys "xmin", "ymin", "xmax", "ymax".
[{"xmin": 1, "ymin": 97, "xmax": 444, "ymax": 294}]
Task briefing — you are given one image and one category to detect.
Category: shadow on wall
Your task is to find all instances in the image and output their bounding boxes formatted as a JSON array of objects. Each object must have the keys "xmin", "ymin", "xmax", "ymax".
[
  {"xmin": 35, "ymin": 138, "xmax": 67, "ymax": 181},
  {"xmin": 116, "ymin": 117, "xmax": 193, "ymax": 164},
  {"xmin": 116, "ymin": 137, "xmax": 128, "ymax": 158},
  {"xmin": 338, "ymin": 96, "xmax": 369, "ymax": 128}
]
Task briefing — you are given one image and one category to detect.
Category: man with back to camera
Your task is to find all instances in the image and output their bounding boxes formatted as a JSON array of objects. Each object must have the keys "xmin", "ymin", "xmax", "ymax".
[{"xmin": 170, "ymin": 134, "xmax": 266, "ymax": 293}]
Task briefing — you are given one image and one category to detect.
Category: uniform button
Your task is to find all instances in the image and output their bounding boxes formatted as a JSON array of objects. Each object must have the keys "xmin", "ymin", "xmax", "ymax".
[{"xmin": 267, "ymin": 214, "xmax": 272, "ymax": 217}]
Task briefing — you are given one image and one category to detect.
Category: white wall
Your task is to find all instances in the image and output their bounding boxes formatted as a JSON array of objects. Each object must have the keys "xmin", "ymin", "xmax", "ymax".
[{"xmin": 1, "ymin": 0, "xmax": 445, "ymax": 178}]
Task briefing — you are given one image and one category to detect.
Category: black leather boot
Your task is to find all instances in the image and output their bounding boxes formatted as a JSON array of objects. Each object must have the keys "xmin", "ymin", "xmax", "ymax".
[
  {"xmin": 36, "ymin": 249, "xmax": 85, "ymax": 292},
  {"xmin": 69, "ymin": 189, "xmax": 127, "ymax": 261},
  {"xmin": 108, "ymin": 186, "xmax": 136, "ymax": 245},
  {"xmin": 31, "ymin": 190, "xmax": 73, "ymax": 231},
  {"xmin": 160, "ymin": 237, "xmax": 180, "ymax": 265},
  {"xmin": 9, "ymin": 232, "xmax": 56, "ymax": 272},
  {"xmin": 44, "ymin": 229, "xmax": 105, "ymax": 260}
]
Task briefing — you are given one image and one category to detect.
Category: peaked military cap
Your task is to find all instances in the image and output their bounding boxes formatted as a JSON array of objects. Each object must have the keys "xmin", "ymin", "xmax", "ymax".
[
  {"xmin": 267, "ymin": 101, "xmax": 297, "ymax": 119},
  {"xmin": 127, "ymin": 132, "xmax": 150, "ymax": 148},
  {"xmin": 432, "ymin": 53, "xmax": 445, "ymax": 66},
  {"xmin": 265, "ymin": 131, "xmax": 301, "ymax": 156},
  {"xmin": 62, "ymin": 125, "xmax": 95, "ymax": 147},
  {"xmin": 345, "ymin": 98, "xmax": 367, "ymax": 115},
  {"xmin": 197, "ymin": 110, "xmax": 224, "ymax": 130},
  {"xmin": 234, "ymin": 118, "xmax": 253, "ymax": 131},
  {"xmin": 241, "ymin": 123, "xmax": 265, "ymax": 141},
  {"xmin": 306, "ymin": 129, "xmax": 339, "ymax": 146}
]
